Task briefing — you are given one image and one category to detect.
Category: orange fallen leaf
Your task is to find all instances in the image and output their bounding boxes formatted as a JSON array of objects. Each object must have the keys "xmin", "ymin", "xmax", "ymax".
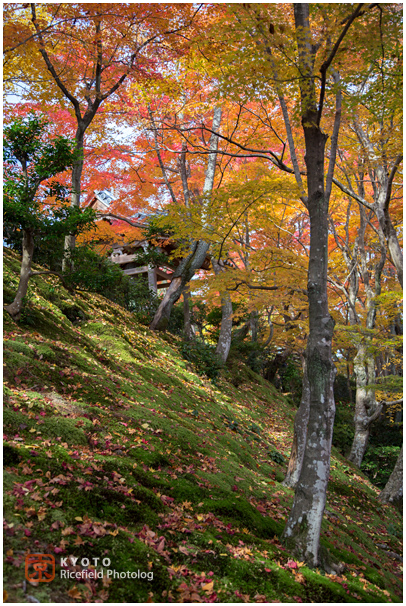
[
  {"xmin": 202, "ymin": 581, "xmax": 214, "ymax": 593},
  {"xmin": 68, "ymin": 586, "xmax": 82, "ymax": 600}
]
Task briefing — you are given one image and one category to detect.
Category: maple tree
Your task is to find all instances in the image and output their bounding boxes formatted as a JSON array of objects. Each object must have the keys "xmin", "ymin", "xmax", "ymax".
[{"xmin": 4, "ymin": 3, "xmax": 202, "ymax": 262}]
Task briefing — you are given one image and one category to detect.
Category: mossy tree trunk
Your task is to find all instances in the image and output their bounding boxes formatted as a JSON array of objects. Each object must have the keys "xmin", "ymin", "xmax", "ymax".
[
  {"xmin": 348, "ymin": 345, "xmax": 383, "ymax": 467},
  {"xmin": 279, "ymin": 3, "xmax": 361, "ymax": 568},
  {"xmin": 4, "ymin": 229, "xmax": 35, "ymax": 322},
  {"xmin": 347, "ymin": 203, "xmax": 386, "ymax": 467},
  {"xmin": 283, "ymin": 357, "xmax": 310, "ymax": 488}
]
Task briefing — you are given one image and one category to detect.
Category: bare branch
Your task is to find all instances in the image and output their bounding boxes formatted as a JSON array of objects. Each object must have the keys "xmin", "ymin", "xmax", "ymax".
[
  {"xmin": 227, "ymin": 281, "xmax": 279, "ymax": 292},
  {"xmin": 148, "ymin": 105, "xmax": 178, "ymax": 205}
]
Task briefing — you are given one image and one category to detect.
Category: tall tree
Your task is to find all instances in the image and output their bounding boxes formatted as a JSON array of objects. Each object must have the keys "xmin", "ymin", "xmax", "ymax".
[
  {"xmin": 329, "ymin": 193, "xmax": 388, "ymax": 467},
  {"xmin": 196, "ymin": 2, "xmax": 398, "ymax": 567}
]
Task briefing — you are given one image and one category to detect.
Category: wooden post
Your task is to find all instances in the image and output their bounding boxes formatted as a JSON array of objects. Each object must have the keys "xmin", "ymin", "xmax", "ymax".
[
  {"xmin": 148, "ymin": 267, "xmax": 157, "ymax": 294},
  {"xmin": 142, "ymin": 241, "xmax": 158, "ymax": 294}
]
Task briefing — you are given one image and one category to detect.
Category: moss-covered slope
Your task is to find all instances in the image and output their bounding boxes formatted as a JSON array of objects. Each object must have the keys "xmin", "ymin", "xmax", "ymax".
[{"xmin": 3, "ymin": 249, "xmax": 402, "ymax": 603}]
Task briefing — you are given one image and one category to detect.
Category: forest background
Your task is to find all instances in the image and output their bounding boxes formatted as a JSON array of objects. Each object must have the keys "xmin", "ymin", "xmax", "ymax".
[{"xmin": 3, "ymin": 1, "xmax": 403, "ymax": 573}]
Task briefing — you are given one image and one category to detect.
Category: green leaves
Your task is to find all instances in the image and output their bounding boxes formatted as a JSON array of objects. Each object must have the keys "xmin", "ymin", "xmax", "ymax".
[{"xmin": 3, "ymin": 113, "xmax": 92, "ymax": 238}]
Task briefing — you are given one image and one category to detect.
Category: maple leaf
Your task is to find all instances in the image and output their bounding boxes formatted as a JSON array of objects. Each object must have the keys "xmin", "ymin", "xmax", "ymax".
[
  {"xmin": 202, "ymin": 581, "xmax": 214, "ymax": 593},
  {"xmin": 98, "ymin": 589, "xmax": 109, "ymax": 601},
  {"xmin": 67, "ymin": 586, "xmax": 82, "ymax": 600}
]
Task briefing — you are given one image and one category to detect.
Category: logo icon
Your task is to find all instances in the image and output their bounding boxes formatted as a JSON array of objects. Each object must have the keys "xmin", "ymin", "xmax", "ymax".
[{"xmin": 25, "ymin": 554, "xmax": 55, "ymax": 583}]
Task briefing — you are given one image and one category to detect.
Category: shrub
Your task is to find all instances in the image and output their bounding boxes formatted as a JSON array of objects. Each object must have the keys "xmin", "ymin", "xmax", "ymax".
[
  {"xmin": 361, "ymin": 445, "xmax": 401, "ymax": 489},
  {"xmin": 180, "ymin": 338, "xmax": 224, "ymax": 382},
  {"xmin": 332, "ymin": 400, "xmax": 354, "ymax": 456},
  {"xmin": 63, "ymin": 246, "xmax": 161, "ymax": 322}
]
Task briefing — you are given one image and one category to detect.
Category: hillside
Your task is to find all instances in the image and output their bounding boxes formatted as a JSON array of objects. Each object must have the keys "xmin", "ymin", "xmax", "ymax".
[{"xmin": 3, "ymin": 249, "xmax": 403, "ymax": 604}]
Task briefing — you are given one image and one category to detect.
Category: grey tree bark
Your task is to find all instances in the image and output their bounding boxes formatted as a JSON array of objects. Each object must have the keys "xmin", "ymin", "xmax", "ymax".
[
  {"xmin": 183, "ymin": 288, "xmax": 194, "ymax": 341},
  {"xmin": 212, "ymin": 258, "xmax": 233, "ymax": 364},
  {"xmin": 283, "ymin": 356, "xmax": 310, "ymax": 488},
  {"xmin": 279, "ymin": 3, "xmax": 364, "ymax": 569},
  {"xmin": 5, "ymin": 230, "xmax": 35, "ymax": 322},
  {"xmin": 330, "ymin": 195, "xmax": 386, "ymax": 468},
  {"xmin": 379, "ymin": 444, "xmax": 403, "ymax": 513},
  {"xmin": 353, "ymin": 123, "xmax": 403, "ymax": 288}
]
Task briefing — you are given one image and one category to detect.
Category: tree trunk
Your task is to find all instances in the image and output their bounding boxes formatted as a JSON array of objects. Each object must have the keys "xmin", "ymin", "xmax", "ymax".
[
  {"xmin": 5, "ymin": 229, "xmax": 35, "ymax": 322},
  {"xmin": 63, "ymin": 130, "xmax": 84, "ymax": 271},
  {"xmin": 347, "ymin": 203, "xmax": 385, "ymax": 467},
  {"xmin": 376, "ymin": 205, "xmax": 403, "ymax": 288},
  {"xmin": 150, "ymin": 107, "xmax": 222, "ymax": 331},
  {"xmin": 249, "ymin": 310, "xmax": 259, "ymax": 342},
  {"xmin": 348, "ymin": 344, "xmax": 375, "ymax": 466},
  {"xmin": 281, "ymin": 120, "xmax": 336, "ymax": 566},
  {"xmin": 183, "ymin": 288, "xmax": 194, "ymax": 341},
  {"xmin": 264, "ymin": 349, "xmax": 290, "ymax": 384},
  {"xmin": 281, "ymin": 7, "xmax": 336, "ymax": 565},
  {"xmin": 379, "ymin": 445, "xmax": 403, "ymax": 513},
  {"xmin": 149, "ymin": 241, "xmax": 210, "ymax": 331},
  {"xmin": 283, "ymin": 357, "xmax": 310, "ymax": 488},
  {"xmin": 212, "ymin": 259, "xmax": 233, "ymax": 364}
]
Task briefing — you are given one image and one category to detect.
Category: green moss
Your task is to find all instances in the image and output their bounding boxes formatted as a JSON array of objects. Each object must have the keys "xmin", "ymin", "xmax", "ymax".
[
  {"xmin": 2, "ymin": 249, "xmax": 402, "ymax": 604},
  {"xmin": 3, "ymin": 409, "xmax": 89, "ymax": 445},
  {"xmin": 202, "ymin": 498, "xmax": 283, "ymax": 538}
]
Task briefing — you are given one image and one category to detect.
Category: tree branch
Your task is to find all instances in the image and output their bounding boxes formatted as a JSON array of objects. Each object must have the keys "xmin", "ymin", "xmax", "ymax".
[
  {"xmin": 148, "ymin": 105, "xmax": 178, "ymax": 205},
  {"xmin": 332, "ymin": 177, "xmax": 375, "ymax": 211},
  {"xmin": 95, "ymin": 212, "xmax": 145, "ymax": 229},
  {"xmin": 318, "ymin": 3, "xmax": 364, "ymax": 122},
  {"xmin": 31, "ymin": 3, "xmax": 82, "ymax": 123},
  {"xmin": 227, "ymin": 281, "xmax": 279, "ymax": 292},
  {"xmin": 325, "ymin": 70, "xmax": 342, "ymax": 202},
  {"xmin": 384, "ymin": 154, "xmax": 403, "ymax": 211}
]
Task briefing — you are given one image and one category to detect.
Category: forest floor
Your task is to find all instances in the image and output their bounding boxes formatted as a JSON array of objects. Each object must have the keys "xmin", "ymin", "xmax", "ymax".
[{"xmin": 3, "ymin": 249, "xmax": 403, "ymax": 603}]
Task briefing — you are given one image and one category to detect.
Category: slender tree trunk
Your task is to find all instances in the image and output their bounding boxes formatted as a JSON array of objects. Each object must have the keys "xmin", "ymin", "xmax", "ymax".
[
  {"xmin": 149, "ymin": 241, "xmax": 210, "ymax": 331},
  {"xmin": 5, "ymin": 229, "xmax": 35, "ymax": 321},
  {"xmin": 348, "ymin": 344, "xmax": 375, "ymax": 466},
  {"xmin": 212, "ymin": 258, "xmax": 233, "ymax": 364},
  {"xmin": 283, "ymin": 356, "xmax": 310, "ymax": 488},
  {"xmin": 376, "ymin": 205, "xmax": 403, "ymax": 288},
  {"xmin": 347, "ymin": 205, "xmax": 386, "ymax": 466},
  {"xmin": 150, "ymin": 107, "xmax": 222, "ymax": 331},
  {"xmin": 63, "ymin": 129, "xmax": 84, "ymax": 270},
  {"xmin": 379, "ymin": 445, "xmax": 403, "ymax": 513},
  {"xmin": 249, "ymin": 310, "xmax": 259, "ymax": 343},
  {"xmin": 183, "ymin": 288, "xmax": 194, "ymax": 341}
]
